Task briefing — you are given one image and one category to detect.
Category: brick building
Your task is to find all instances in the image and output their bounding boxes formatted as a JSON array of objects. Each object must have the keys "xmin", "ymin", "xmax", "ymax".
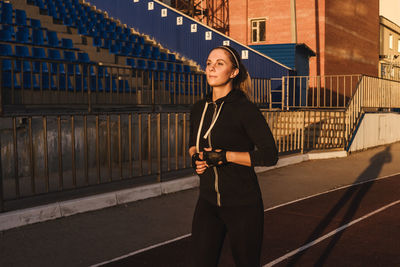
[{"xmin": 228, "ymin": 0, "xmax": 379, "ymax": 77}]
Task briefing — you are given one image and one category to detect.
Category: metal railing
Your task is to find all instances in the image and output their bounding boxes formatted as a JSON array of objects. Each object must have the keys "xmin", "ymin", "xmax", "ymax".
[
  {"xmin": 0, "ymin": 108, "xmax": 347, "ymax": 211},
  {"xmin": 281, "ymin": 75, "xmax": 362, "ymax": 109},
  {"xmin": 0, "ymin": 57, "xmax": 212, "ymax": 112},
  {"xmin": 345, "ymin": 75, "xmax": 400, "ymax": 146},
  {"xmin": 263, "ymin": 110, "xmax": 346, "ymax": 154},
  {"xmin": 2, "ymin": 60, "xmax": 400, "ymax": 211}
]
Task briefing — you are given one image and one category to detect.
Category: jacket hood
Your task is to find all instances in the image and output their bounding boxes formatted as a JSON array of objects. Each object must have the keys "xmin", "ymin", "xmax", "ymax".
[{"xmin": 205, "ymin": 89, "xmax": 247, "ymax": 104}]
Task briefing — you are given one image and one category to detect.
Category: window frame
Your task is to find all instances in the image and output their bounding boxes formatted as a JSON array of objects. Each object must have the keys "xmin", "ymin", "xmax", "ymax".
[
  {"xmin": 389, "ymin": 34, "xmax": 393, "ymax": 49},
  {"xmin": 250, "ymin": 18, "xmax": 267, "ymax": 43}
]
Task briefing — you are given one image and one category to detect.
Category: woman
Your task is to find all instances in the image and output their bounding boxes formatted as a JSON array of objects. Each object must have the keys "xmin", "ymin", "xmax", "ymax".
[{"xmin": 188, "ymin": 45, "xmax": 278, "ymax": 267}]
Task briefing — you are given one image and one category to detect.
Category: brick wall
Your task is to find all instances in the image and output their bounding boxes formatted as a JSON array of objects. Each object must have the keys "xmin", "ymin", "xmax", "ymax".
[
  {"xmin": 228, "ymin": 0, "xmax": 378, "ymax": 77},
  {"xmin": 325, "ymin": 0, "xmax": 379, "ymax": 76}
]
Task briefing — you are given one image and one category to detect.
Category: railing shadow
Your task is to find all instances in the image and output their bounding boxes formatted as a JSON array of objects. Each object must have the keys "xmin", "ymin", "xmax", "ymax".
[{"xmin": 286, "ymin": 145, "xmax": 392, "ymax": 266}]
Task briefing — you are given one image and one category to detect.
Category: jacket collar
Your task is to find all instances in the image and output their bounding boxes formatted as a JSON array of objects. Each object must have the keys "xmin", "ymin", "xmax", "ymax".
[{"xmin": 205, "ymin": 89, "xmax": 246, "ymax": 104}]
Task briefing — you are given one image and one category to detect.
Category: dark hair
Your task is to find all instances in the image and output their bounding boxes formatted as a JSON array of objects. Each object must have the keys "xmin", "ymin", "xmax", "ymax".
[{"xmin": 212, "ymin": 46, "xmax": 252, "ymax": 98}]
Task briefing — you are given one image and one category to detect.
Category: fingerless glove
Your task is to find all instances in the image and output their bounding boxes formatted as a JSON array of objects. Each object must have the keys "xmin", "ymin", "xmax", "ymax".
[{"xmin": 203, "ymin": 149, "xmax": 227, "ymax": 167}]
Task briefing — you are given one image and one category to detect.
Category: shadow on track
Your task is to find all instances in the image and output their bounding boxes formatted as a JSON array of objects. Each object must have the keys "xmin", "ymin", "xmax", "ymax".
[{"xmin": 286, "ymin": 145, "xmax": 392, "ymax": 266}]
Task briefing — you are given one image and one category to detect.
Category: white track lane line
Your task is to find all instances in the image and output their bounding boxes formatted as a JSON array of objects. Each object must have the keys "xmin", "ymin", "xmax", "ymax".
[
  {"xmin": 91, "ymin": 172, "xmax": 400, "ymax": 267},
  {"xmin": 263, "ymin": 199, "xmax": 400, "ymax": 267}
]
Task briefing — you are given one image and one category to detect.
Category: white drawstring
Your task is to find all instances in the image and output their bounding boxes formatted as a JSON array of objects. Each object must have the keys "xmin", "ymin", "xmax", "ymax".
[
  {"xmin": 195, "ymin": 101, "xmax": 225, "ymax": 152},
  {"xmin": 196, "ymin": 102, "xmax": 208, "ymax": 153},
  {"xmin": 196, "ymin": 102, "xmax": 224, "ymax": 153},
  {"xmin": 203, "ymin": 102, "xmax": 224, "ymax": 140}
]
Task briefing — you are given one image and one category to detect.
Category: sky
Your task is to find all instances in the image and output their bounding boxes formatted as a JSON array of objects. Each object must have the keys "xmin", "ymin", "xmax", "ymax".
[{"xmin": 380, "ymin": 0, "xmax": 400, "ymax": 25}]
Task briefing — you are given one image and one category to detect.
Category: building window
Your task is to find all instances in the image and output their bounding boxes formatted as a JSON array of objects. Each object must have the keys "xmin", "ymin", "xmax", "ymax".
[
  {"xmin": 398, "ymin": 39, "xmax": 400, "ymax": 53},
  {"xmin": 251, "ymin": 19, "xmax": 266, "ymax": 43},
  {"xmin": 389, "ymin": 34, "xmax": 393, "ymax": 49}
]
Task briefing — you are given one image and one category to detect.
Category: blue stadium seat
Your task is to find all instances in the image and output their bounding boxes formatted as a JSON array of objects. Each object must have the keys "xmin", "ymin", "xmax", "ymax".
[
  {"xmin": 32, "ymin": 29, "xmax": 45, "ymax": 45},
  {"xmin": 32, "ymin": 47, "xmax": 51, "ymax": 89},
  {"xmin": 167, "ymin": 62, "xmax": 174, "ymax": 72},
  {"xmin": 77, "ymin": 52, "xmax": 90, "ymax": 63},
  {"xmin": 137, "ymin": 59, "xmax": 146, "ymax": 69},
  {"xmin": 141, "ymin": 44, "xmax": 152, "ymax": 58},
  {"xmin": 48, "ymin": 49, "xmax": 65, "ymax": 73},
  {"xmin": 0, "ymin": 2, "xmax": 13, "ymax": 24},
  {"xmin": 128, "ymin": 34, "xmax": 137, "ymax": 43},
  {"xmin": 61, "ymin": 38, "xmax": 74, "ymax": 49},
  {"xmin": 101, "ymin": 38, "xmax": 111, "ymax": 49},
  {"xmin": 147, "ymin": 60, "xmax": 156, "ymax": 71},
  {"xmin": 16, "ymin": 27, "xmax": 29, "ymax": 44},
  {"xmin": 183, "ymin": 65, "xmax": 191, "ymax": 73},
  {"xmin": 15, "ymin": 45, "xmax": 38, "ymax": 89},
  {"xmin": 175, "ymin": 64, "xmax": 183, "ymax": 73},
  {"xmin": 160, "ymin": 52, "xmax": 167, "ymax": 61},
  {"xmin": 0, "ymin": 43, "xmax": 17, "ymax": 89},
  {"xmin": 15, "ymin": 9, "xmax": 27, "ymax": 26},
  {"xmin": 30, "ymin": 19, "xmax": 42, "ymax": 28},
  {"xmin": 168, "ymin": 54, "xmax": 176, "ymax": 62},
  {"xmin": 0, "ymin": 43, "xmax": 13, "ymax": 56},
  {"xmin": 92, "ymin": 36, "xmax": 102, "ymax": 47},
  {"xmin": 47, "ymin": 31, "xmax": 59, "ymax": 47},
  {"xmin": 151, "ymin": 47, "xmax": 160, "ymax": 59},
  {"xmin": 120, "ymin": 43, "xmax": 132, "ymax": 56},
  {"xmin": 109, "ymin": 43, "xmax": 121, "ymax": 55},
  {"xmin": 34, "ymin": 0, "xmax": 45, "ymax": 10},
  {"xmin": 107, "ymin": 31, "xmax": 117, "ymax": 40},
  {"xmin": 0, "ymin": 26, "xmax": 13, "ymax": 41},
  {"xmin": 137, "ymin": 36, "xmax": 145, "ymax": 45},
  {"xmin": 63, "ymin": 16, "xmax": 73, "ymax": 26},
  {"xmin": 63, "ymin": 50, "xmax": 80, "ymax": 75},
  {"xmin": 157, "ymin": 62, "xmax": 166, "ymax": 71},
  {"xmin": 78, "ymin": 25, "xmax": 88, "ymax": 35},
  {"xmin": 126, "ymin": 58, "xmax": 136, "ymax": 68},
  {"xmin": 131, "ymin": 44, "xmax": 142, "ymax": 57}
]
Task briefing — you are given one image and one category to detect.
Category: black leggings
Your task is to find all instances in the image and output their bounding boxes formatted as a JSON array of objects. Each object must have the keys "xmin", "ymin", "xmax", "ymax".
[{"xmin": 191, "ymin": 198, "xmax": 264, "ymax": 267}]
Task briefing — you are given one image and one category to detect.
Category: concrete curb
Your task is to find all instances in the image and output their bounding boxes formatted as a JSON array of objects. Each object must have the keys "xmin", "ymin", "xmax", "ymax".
[{"xmin": 0, "ymin": 150, "xmax": 347, "ymax": 232}]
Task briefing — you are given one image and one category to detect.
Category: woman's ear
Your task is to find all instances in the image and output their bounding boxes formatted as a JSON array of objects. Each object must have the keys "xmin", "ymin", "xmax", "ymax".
[{"xmin": 230, "ymin": 68, "xmax": 239, "ymax": 79}]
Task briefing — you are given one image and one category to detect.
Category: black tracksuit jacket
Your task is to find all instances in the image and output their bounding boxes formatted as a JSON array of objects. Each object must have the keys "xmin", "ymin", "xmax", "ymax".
[{"xmin": 189, "ymin": 89, "xmax": 278, "ymax": 207}]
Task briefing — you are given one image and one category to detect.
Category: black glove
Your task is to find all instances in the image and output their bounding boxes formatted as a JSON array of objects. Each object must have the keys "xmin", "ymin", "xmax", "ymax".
[
  {"xmin": 203, "ymin": 149, "xmax": 227, "ymax": 167},
  {"xmin": 191, "ymin": 153, "xmax": 202, "ymax": 170}
]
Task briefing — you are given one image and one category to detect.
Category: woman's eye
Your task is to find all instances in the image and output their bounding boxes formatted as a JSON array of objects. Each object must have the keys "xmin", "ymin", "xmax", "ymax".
[{"xmin": 218, "ymin": 62, "xmax": 223, "ymax": 65}]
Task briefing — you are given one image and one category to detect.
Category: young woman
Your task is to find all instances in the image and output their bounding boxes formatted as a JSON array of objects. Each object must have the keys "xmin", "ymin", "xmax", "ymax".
[{"xmin": 188, "ymin": 46, "xmax": 278, "ymax": 267}]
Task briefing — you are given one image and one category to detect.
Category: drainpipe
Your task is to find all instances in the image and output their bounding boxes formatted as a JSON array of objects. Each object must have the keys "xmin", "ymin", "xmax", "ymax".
[{"xmin": 290, "ymin": 0, "xmax": 297, "ymax": 43}]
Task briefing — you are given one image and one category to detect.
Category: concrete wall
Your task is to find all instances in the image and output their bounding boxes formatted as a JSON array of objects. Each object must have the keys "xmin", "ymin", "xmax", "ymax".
[{"xmin": 349, "ymin": 113, "xmax": 400, "ymax": 152}]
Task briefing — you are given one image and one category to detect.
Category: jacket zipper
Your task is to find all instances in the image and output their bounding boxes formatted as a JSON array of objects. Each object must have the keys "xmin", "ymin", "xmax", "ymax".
[{"xmin": 208, "ymin": 102, "xmax": 221, "ymax": 207}]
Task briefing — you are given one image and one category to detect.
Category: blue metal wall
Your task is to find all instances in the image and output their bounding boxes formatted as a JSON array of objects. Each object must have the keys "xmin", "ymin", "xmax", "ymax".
[{"xmin": 87, "ymin": 0, "xmax": 292, "ymax": 78}]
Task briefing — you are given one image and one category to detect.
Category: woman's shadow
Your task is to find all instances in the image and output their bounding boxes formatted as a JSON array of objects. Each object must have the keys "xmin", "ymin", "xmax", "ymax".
[{"xmin": 287, "ymin": 145, "xmax": 392, "ymax": 266}]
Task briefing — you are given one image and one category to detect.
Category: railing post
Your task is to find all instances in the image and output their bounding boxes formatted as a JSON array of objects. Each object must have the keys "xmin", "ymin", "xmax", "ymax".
[
  {"xmin": 281, "ymin": 76, "xmax": 285, "ymax": 110},
  {"xmin": 87, "ymin": 64, "xmax": 92, "ymax": 113},
  {"xmin": 317, "ymin": 75, "xmax": 321, "ymax": 108},
  {"xmin": 301, "ymin": 111, "xmax": 305, "ymax": 154},
  {"xmin": 157, "ymin": 113, "xmax": 162, "ymax": 183},
  {"xmin": 0, "ymin": 60, "xmax": 3, "ymax": 115},
  {"xmin": 0, "ymin": 135, "xmax": 4, "ymax": 212},
  {"xmin": 151, "ymin": 70, "xmax": 155, "ymax": 108},
  {"xmin": 268, "ymin": 79, "xmax": 272, "ymax": 110}
]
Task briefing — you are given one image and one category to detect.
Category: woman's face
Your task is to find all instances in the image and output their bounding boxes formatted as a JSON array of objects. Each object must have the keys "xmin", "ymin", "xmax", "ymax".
[{"xmin": 206, "ymin": 48, "xmax": 238, "ymax": 88}]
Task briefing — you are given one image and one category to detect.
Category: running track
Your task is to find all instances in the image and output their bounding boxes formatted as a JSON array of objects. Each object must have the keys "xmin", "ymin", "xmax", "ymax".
[{"xmin": 93, "ymin": 174, "xmax": 400, "ymax": 266}]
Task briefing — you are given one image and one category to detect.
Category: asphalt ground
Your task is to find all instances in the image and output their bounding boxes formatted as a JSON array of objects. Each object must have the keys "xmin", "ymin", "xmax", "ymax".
[
  {"xmin": 1, "ymin": 142, "xmax": 400, "ymax": 267},
  {"xmin": 95, "ymin": 174, "xmax": 400, "ymax": 267}
]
